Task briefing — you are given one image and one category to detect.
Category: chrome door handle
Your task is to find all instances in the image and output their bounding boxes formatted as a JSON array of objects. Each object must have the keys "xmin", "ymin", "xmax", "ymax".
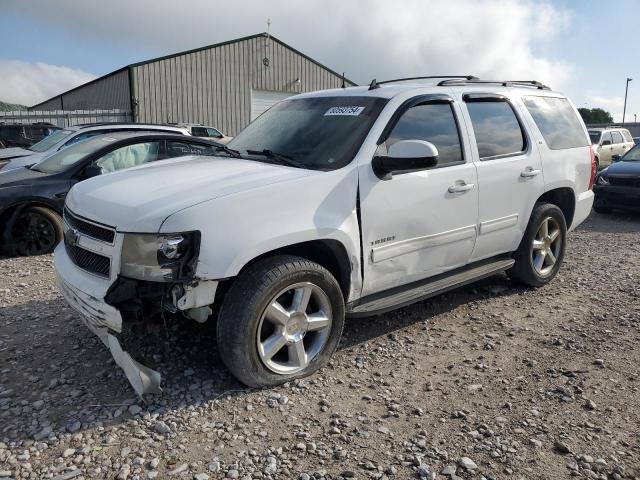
[
  {"xmin": 521, "ymin": 167, "xmax": 541, "ymax": 178},
  {"xmin": 448, "ymin": 182, "xmax": 475, "ymax": 193}
]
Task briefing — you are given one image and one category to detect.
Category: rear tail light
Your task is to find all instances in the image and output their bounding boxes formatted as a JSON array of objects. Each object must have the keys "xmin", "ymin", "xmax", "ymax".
[{"xmin": 588, "ymin": 147, "xmax": 597, "ymax": 190}]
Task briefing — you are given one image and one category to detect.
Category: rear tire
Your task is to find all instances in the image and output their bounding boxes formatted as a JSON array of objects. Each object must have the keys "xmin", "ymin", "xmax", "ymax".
[
  {"xmin": 508, "ymin": 203, "xmax": 567, "ymax": 287},
  {"xmin": 216, "ymin": 255, "xmax": 345, "ymax": 388},
  {"xmin": 8, "ymin": 206, "xmax": 63, "ymax": 256}
]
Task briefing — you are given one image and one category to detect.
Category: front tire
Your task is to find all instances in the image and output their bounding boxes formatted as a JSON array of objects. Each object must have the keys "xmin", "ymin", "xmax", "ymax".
[
  {"xmin": 217, "ymin": 255, "xmax": 345, "ymax": 388},
  {"xmin": 509, "ymin": 203, "xmax": 567, "ymax": 287},
  {"xmin": 8, "ymin": 206, "xmax": 63, "ymax": 256}
]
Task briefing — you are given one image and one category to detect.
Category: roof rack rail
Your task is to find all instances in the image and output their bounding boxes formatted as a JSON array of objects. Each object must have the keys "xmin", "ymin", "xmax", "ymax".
[
  {"xmin": 369, "ymin": 75, "xmax": 478, "ymax": 91},
  {"xmin": 437, "ymin": 78, "xmax": 550, "ymax": 90}
]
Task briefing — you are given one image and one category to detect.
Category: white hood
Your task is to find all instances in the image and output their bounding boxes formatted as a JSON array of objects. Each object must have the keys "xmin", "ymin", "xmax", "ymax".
[{"xmin": 65, "ymin": 155, "xmax": 319, "ymax": 232}]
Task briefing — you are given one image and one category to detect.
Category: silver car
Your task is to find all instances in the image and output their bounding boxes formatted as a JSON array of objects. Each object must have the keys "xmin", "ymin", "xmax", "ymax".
[{"xmin": 0, "ymin": 123, "xmax": 191, "ymax": 171}]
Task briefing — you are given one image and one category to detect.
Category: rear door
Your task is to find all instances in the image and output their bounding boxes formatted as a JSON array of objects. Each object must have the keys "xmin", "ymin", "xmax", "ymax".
[
  {"xmin": 599, "ymin": 132, "xmax": 614, "ymax": 165},
  {"xmin": 459, "ymin": 92, "xmax": 545, "ymax": 262},
  {"xmin": 611, "ymin": 131, "xmax": 625, "ymax": 158}
]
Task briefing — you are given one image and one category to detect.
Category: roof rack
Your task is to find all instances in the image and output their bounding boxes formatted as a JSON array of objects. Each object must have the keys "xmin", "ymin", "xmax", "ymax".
[
  {"xmin": 369, "ymin": 75, "xmax": 478, "ymax": 91},
  {"xmin": 437, "ymin": 78, "xmax": 550, "ymax": 90}
]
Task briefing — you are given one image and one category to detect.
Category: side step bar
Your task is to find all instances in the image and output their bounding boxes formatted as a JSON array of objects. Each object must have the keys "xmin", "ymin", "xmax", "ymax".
[{"xmin": 347, "ymin": 257, "xmax": 515, "ymax": 317}]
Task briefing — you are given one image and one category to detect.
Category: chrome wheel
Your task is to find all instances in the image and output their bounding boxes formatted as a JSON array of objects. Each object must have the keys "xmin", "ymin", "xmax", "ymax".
[
  {"xmin": 256, "ymin": 282, "xmax": 332, "ymax": 375},
  {"xmin": 531, "ymin": 216, "xmax": 562, "ymax": 277}
]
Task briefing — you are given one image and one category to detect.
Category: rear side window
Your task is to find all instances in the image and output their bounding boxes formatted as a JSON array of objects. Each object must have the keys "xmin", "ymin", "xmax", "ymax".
[
  {"xmin": 611, "ymin": 131, "xmax": 623, "ymax": 144},
  {"xmin": 466, "ymin": 101, "xmax": 526, "ymax": 159},
  {"xmin": 601, "ymin": 132, "xmax": 612, "ymax": 144},
  {"xmin": 387, "ymin": 103, "xmax": 463, "ymax": 167},
  {"xmin": 522, "ymin": 96, "xmax": 589, "ymax": 150},
  {"xmin": 621, "ymin": 130, "xmax": 633, "ymax": 142}
]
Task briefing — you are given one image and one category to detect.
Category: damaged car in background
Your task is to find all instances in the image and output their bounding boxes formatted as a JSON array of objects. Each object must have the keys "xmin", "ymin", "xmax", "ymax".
[{"xmin": 54, "ymin": 77, "xmax": 594, "ymax": 396}]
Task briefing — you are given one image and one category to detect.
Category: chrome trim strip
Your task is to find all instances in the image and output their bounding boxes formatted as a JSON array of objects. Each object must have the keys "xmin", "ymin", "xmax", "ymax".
[
  {"xmin": 479, "ymin": 214, "xmax": 519, "ymax": 235},
  {"xmin": 371, "ymin": 225, "xmax": 477, "ymax": 263}
]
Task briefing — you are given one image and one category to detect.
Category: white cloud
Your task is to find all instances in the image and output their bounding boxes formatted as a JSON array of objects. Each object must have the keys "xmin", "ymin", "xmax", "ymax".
[
  {"xmin": 0, "ymin": 60, "xmax": 95, "ymax": 106},
  {"xmin": 4, "ymin": 0, "xmax": 573, "ymax": 91}
]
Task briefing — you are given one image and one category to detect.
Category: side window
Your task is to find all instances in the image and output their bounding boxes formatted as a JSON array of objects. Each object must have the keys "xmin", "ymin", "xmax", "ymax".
[
  {"xmin": 206, "ymin": 127, "xmax": 223, "ymax": 138},
  {"xmin": 64, "ymin": 131, "xmax": 104, "ymax": 147},
  {"xmin": 386, "ymin": 102, "xmax": 463, "ymax": 167},
  {"xmin": 521, "ymin": 96, "xmax": 589, "ymax": 150},
  {"xmin": 166, "ymin": 141, "xmax": 217, "ymax": 157},
  {"xmin": 611, "ymin": 131, "xmax": 623, "ymax": 144},
  {"xmin": 621, "ymin": 130, "xmax": 633, "ymax": 142},
  {"xmin": 95, "ymin": 142, "xmax": 160, "ymax": 173},
  {"xmin": 466, "ymin": 100, "xmax": 526, "ymax": 159},
  {"xmin": 601, "ymin": 132, "xmax": 613, "ymax": 145}
]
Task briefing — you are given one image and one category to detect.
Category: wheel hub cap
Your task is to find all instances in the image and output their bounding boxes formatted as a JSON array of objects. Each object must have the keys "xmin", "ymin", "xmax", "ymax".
[
  {"xmin": 531, "ymin": 216, "xmax": 562, "ymax": 277},
  {"xmin": 256, "ymin": 282, "xmax": 333, "ymax": 375}
]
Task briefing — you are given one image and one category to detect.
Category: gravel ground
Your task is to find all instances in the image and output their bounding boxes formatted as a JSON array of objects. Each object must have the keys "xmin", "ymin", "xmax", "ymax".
[{"xmin": 0, "ymin": 211, "xmax": 639, "ymax": 480}]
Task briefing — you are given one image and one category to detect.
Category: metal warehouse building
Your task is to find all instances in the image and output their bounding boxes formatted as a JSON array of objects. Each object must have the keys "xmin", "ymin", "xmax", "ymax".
[{"xmin": 30, "ymin": 33, "xmax": 355, "ymax": 136}]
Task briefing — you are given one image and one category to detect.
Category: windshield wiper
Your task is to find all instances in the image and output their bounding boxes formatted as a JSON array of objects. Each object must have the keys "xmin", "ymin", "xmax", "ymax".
[
  {"xmin": 213, "ymin": 144, "xmax": 242, "ymax": 158},
  {"xmin": 246, "ymin": 149, "xmax": 306, "ymax": 169}
]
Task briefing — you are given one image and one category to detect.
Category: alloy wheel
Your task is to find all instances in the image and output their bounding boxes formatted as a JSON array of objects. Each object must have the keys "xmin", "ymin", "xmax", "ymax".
[
  {"xmin": 12, "ymin": 210, "xmax": 57, "ymax": 256},
  {"xmin": 256, "ymin": 282, "xmax": 333, "ymax": 375},
  {"xmin": 530, "ymin": 216, "xmax": 562, "ymax": 277}
]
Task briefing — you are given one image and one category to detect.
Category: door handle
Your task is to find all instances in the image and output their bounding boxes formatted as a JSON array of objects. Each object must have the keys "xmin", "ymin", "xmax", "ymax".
[
  {"xmin": 521, "ymin": 167, "xmax": 541, "ymax": 178},
  {"xmin": 448, "ymin": 181, "xmax": 475, "ymax": 193}
]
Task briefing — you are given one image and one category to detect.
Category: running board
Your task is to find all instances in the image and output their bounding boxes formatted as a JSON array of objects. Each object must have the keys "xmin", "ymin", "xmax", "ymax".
[{"xmin": 347, "ymin": 257, "xmax": 515, "ymax": 317}]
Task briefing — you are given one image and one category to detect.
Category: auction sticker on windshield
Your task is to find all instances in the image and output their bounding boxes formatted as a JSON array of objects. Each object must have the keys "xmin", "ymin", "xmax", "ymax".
[{"xmin": 324, "ymin": 106, "xmax": 365, "ymax": 116}]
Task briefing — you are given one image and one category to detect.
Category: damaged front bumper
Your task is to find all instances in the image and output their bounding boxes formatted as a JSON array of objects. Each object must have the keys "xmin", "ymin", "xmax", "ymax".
[{"xmin": 54, "ymin": 243, "xmax": 162, "ymax": 396}]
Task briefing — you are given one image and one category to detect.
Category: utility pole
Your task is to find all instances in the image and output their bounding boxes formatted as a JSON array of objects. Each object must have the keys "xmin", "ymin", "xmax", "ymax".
[{"xmin": 622, "ymin": 77, "xmax": 632, "ymax": 123}]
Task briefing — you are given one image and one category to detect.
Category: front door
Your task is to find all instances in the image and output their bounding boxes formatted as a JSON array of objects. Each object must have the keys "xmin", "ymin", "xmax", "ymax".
[
  {"xmin": 358, "ymin": 97, "xmax": 479, "ymax": 296},
  {"xmin": 458, "ymin": 93, "xmax": 545, "ymax": 261},
  {"xmin": 599, "ymin": 131, "xmax": 614, "ymax": 165}
]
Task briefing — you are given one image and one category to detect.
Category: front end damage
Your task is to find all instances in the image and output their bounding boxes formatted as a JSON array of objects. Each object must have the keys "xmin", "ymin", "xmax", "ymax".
[{"xmin": 54, "ymin": 234, "xmax": 218, "ymax": 397}]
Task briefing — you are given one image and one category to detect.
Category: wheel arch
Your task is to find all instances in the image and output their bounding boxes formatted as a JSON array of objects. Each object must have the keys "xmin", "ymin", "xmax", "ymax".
[
  {"xmin": 214, "ymin": 239, "xmax": 354, "ymax": 308},
  {"xmin": 536, "ymin": 187, "xmax": 576, "ymax": 227},
  {"xmin": 0, "ymin": 199, "xmax": 62, "ymax": 241}
]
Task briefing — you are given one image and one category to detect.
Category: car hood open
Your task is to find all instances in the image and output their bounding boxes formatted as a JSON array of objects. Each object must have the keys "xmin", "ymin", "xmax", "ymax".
[{"xmin": 65, "ymin": 155, "xmax": 320, "ymax": 232}]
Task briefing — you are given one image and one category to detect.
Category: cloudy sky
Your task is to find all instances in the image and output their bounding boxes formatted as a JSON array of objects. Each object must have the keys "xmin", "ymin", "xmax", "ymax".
[{"xmin": 0, "ymin": 0, "xmax": 637, "ymax": 121}]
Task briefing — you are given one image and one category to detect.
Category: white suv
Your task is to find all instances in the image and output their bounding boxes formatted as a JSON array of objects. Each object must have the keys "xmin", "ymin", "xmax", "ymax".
[{"xmin": 54, "ymin": 77, "xmax": 595, "ymax": 395}]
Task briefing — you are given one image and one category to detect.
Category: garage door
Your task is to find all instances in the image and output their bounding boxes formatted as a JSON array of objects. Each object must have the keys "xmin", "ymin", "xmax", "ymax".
[{"xmin": 250, "ymin": 89, "xmax": 292, "ymax": 121}]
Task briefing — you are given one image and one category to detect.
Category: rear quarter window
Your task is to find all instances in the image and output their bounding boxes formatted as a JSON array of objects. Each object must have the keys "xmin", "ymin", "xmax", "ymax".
[
  {"xmin": 522, "ymin": 96, "xmax": 589, "ymax": 150},
  {"xmin": 621, "ymin": 130, "xmax": 633, "ymax": 142}
]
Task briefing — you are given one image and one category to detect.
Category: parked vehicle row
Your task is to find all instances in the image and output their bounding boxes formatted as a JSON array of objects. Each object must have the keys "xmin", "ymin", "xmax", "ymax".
[
  {"xmin": 0, "ymin": 122, "xmax": 61, "ymax": 149},
  {"xmin": 593, "ymin": 142, "xmax": 640, "ymax": 213},
  {"xmin": 51, "ymin": 77, "xmax": 595, "ymax": 394},
  {"xmin": 0, "ymin": 133, "xmax": 225, "ymax": 256},
  {"xmin": 588, "ymin": 126, "xmax": 634, "ymax": 169}
]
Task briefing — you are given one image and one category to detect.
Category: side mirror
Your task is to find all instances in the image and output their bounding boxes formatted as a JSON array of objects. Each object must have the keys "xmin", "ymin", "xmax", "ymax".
[
  {"xmin": 79, "ymin": 164, "xmax": 103, "ymax": 179},
  {"xmin": 612, "ymin": 154, "xmax": 621, "ymax": 162},
  {"xmin": 602, "ymin": 140, "xmax": 612, "ymax": 146},
  {"xmin": 372, "ymin": 140, "xmax": 439, "ymax": 180}
]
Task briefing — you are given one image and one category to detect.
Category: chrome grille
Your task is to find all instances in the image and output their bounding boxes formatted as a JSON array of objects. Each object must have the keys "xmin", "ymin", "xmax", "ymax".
[{"xmin": 64, "ymin": 207, "xmax": 115, "ymax": 243}]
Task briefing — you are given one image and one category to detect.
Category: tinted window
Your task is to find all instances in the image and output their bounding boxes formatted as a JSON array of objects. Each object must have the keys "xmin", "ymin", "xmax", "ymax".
[
  {"xmin": 386, "ymin": 103, "xmax": 463, "ymax": 166},
  {"xmin": 601, "ymin": 132, "xmax": 612, "ymax": 144},
  {"xmin": 611, "ymin": 131, "xmax": 623, "ymax": 144},
  {"xmin": 206, "ymin": 127, "xmax": 223, "ymax": 137},
  {"xmin": 166, "ymin": 141, "xmax": 217, "ymax": 157},
  {"xmin": 191, "ymin": 127, "xmax": 208, "ymax": 136},
  {"xmin": 466, "ymin": 101, "xmax": 525, "ymax": 159},
  {"xmin": 96, "ymin": 142, "xmax": 160, "ymax": 173},
  {"xmin": 621, "ymin": 144, "xmax": 640, "ymax": 161},
  {"xmin": 522, "ymin": 96, "xmax": 588, "ymax": 150},
  {"xmin": 588, "ymin": 131, "xmax": 601, "ymax": 144}
]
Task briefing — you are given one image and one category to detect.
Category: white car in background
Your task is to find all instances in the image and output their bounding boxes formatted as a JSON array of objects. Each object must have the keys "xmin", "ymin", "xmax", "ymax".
[
  {"xmin": 0, "ymin": 123, "xmax": 191, "ymax": 171},
  {"xmin": 588, "ymin": 127, "xmax": 634, "ymax": 168},
  {"xmin": 169, "ymin": 123, "xmax": 232, "ymax": 144}
]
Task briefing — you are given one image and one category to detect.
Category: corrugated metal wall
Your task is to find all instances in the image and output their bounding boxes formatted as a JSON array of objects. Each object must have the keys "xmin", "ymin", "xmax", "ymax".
[
  {"xmin": 31, "ymin": 69, "xmax": 131, "ymax": 112},
  {"xmin": 132, "ymin": 35, "xmax": 348, "ymax": 135}
]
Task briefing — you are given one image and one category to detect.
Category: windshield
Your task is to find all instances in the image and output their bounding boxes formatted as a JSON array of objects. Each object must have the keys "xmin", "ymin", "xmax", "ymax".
[
  {"xmin": 621, "ymin": 144, "xmax": 640, "ymax": 162},
  {"xmin": 33, "ymin": 136, "xmax": 116, "ymax": 174},
  {"xmin": 28, "ymin": 129, "xmax": 73, "ymax": 152},
  {"xmin": 228, "ymin": 96, "xmax": 388, "ymax": 170},
  {"xmin": 588, "ymin": 131, "xmax": 601, "ymax": 145}
]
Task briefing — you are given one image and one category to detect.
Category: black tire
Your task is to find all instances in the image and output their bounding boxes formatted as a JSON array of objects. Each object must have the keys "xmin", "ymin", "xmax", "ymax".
[
  {"xmin": 508, "ymin": 203, "xmax": 567, "ymax": 287},
  {"xmin": 8, "ymin": 206, "xmax": 63, "ymax": 256},
  {"xmin": 217, "ymin": 255, "xmax": 345, "ymax": 388}
]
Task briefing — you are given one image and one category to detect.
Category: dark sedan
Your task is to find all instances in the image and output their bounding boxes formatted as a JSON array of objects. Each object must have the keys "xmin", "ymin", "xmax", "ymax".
[
  {"xmin": 0, "ymin": 132, "xmax": 225, "ymax": 256},
  {"xmin": 593, "ymin": 145, "xmax": 640, "ymax": 213}
]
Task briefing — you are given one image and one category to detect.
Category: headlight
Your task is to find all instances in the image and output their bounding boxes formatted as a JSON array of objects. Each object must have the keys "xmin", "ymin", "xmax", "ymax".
[
  {"xmin": 120, "ymin": 231, "xmax": 200, "ymax": 281},
  {"xmin": 596, "ymin": 175, "xmax": 609, "ymax": 185}
]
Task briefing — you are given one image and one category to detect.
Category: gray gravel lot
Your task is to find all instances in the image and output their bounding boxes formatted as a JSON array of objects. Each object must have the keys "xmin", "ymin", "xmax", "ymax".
[{"xmin": 0, "ymin": 211, "xmax": 639, "ymax": 480}]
